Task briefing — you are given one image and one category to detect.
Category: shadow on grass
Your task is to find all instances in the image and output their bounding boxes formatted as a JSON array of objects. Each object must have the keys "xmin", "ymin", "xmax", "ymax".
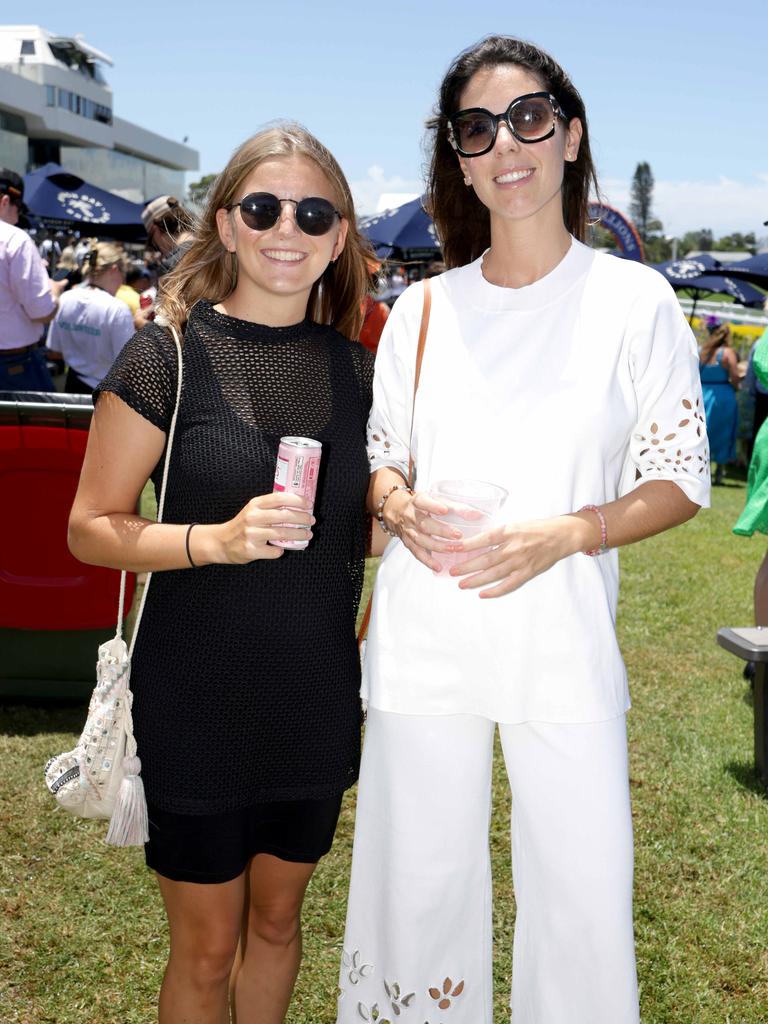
[
  {"xmin": 0, "ymin": 699, "xmax": 86, "ymax": 737},
  {"xmin": 724, "ymin": 759, "xmax": 768, "ymax": 800}
]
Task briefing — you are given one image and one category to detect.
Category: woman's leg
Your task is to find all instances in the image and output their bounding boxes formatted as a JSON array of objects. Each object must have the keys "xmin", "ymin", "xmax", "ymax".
[
  {"xmin": 500, "ymin": 715, "xmax": 639, "ymax": 1024},
  {"xmin": 156, "ymin": 873, "xmax": 245, "ymax": 1024},
  {"xmin": 337, "ymin": 708, "xmax": 496, "ymax": 1024},
  {"xmin": 232, "ymin": 854, "xmax": 317, "ymax": 1024}
]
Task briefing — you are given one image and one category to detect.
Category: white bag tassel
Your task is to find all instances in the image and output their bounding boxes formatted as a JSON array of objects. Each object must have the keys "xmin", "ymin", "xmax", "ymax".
[{"xmin": 105, "ymin": 754, "xmax": 149, "ymax": 846}]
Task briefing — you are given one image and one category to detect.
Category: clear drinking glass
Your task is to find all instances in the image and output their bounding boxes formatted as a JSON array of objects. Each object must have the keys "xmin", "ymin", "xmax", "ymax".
[{"xmin": 428, "ymin": 479, "xmax": 508, "ymax": 578}]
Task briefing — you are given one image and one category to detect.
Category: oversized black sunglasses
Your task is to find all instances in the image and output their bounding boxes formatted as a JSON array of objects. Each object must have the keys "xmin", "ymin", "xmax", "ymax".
[
  {"xmin": 448, "ymin": 92, "xmax": 567, "ymax": 157},
  {"xmin": 226, "ymin": 192, "xmax": 342, "ymax": 236}
]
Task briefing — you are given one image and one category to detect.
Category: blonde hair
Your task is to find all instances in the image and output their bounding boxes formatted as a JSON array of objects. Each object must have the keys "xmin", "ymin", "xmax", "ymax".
[
  {"xmin": 85, "ymin": 241, "xmax": 126, "ymax": 277},
  {"xmin": 159, "ymin": 124, "xmax": 374, "ymax": 339}
]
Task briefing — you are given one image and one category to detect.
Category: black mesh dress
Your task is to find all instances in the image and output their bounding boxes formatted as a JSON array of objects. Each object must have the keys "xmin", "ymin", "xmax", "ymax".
[{"xmin": 96, "ymin": 300, "xmax": 374, "ymax": 818}]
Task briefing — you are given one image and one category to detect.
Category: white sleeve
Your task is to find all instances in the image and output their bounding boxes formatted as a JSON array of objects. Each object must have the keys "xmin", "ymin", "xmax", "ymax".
[
  {"xmin": 366, "ymin": 283, "xmax": 425, "ymax": 479},
  {"xmin": 108, "ymin": 302, "xmax": 136, "ymax": 363},
  {"xmin": 622, "ymin": 276, "xmax": 711, "ymax": 507},
  {"xmin": 46, "ymin": 311, "xmax": 63, "ymax": 352}
]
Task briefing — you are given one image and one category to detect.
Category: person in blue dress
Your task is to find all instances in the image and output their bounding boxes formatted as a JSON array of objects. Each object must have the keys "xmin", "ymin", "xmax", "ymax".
[{"xmin": 699, "ymin": 316, "xmax": 740, "ymax": 484}]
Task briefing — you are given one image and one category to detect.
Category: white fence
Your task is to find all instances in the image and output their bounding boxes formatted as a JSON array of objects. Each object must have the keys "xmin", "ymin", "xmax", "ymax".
[{"xmin": 678, "ymin": 298, "xmax": 768, "ymax": 327}]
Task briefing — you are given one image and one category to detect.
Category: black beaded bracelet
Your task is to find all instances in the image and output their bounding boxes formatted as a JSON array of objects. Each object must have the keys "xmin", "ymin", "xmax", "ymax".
[{"xmin": 185, "ymin": 523, "xmax": 199, "ymax": 568}]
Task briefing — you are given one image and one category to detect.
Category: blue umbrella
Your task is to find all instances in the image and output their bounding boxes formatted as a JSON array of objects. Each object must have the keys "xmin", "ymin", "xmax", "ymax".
[
  {"xmin": 22, "ymin": 163, "xmax": 146, "ymax": 241},
  {"xmin": 720, "ymin": 253, "xmax": 768, "ymax": 290},
  {"xmin": 652, "ymin": 257, "xmax": 766, "ymax": 322},
  {"xmin": 359, "ymin": 197, "xmax": 440, "ymax": 258}
]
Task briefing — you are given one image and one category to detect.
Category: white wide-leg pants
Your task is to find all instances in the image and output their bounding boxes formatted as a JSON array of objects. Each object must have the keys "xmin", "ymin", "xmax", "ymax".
[{"xmin": 337, "ymin": 709, "xmax": 639, "ymax": 1024}]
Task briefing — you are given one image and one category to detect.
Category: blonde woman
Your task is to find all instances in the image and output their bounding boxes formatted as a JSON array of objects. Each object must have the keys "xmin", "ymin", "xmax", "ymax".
[
  {"xmin": 68, "ymin": 125, "xmax": 374, "ymax": 1024},
  {"xmin": 46, "ymin": 241, "xmax": 134, "ymax": 394}
]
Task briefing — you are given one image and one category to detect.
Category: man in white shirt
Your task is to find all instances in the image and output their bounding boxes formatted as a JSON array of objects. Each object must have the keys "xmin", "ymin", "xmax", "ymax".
[{"xmin": 0, "ymin": 170, "xmax": 65, "ymax": 391}]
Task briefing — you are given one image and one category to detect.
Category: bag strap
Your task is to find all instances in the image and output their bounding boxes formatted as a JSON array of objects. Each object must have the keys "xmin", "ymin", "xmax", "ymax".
[
  {"xmin": 116, "ymin": 325, "xmax": 184, "ymax": 654},
  {"xmin": 408, "ymin": 279, "xmax": 431, "ymax": 488},
  {"xmin": 358, "ymin": 279, "xmax": 432, "ymax": 647}
]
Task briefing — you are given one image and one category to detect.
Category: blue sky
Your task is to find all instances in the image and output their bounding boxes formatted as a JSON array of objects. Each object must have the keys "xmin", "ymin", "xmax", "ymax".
[{"xmin": 25, "ymin": 0, "xmax": 768, "ymax": 237}]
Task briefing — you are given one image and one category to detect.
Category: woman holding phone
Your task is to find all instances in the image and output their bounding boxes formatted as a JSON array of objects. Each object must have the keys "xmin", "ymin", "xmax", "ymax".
[
  {"xmin": 69, "ymin": 124, "xmax": 374, "ymax": 1024},
  {"xmin": 337, "ymin": 36, "xmax": 709, "ymax": 1024}
]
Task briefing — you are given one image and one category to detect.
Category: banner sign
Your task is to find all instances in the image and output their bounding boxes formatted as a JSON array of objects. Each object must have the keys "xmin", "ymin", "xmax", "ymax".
[{"xmin": 589, "ymin": 203, "xmax": 645, "ymax": 262}]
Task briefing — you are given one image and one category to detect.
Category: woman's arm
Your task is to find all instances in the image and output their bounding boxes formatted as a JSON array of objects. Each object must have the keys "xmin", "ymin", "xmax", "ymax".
[
  {"xmin": 68, "ymin": 393, "xmax": 314, "ymax": 572},
  {"xmin": 367, "ymin": 467, "xmax": 464, "ymax": 572},
  {"xmin": 721, "ymin": 346, "xmax": 741, "ymax": 388},
  {"xmin": 451, "ymin": 479, "xmax": 699, "ymax": 598}
]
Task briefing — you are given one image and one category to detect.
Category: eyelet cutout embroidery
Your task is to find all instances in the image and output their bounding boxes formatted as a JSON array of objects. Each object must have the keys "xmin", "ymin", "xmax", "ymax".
[
  {"xmin": 368, "ymin": 422, "xmax": 401, "ymax": 464},
  {"xmin": 633, "ymin": 398, "xmax": 709, "ymax": 477},
  {"xmin": 343, "ymin": 948, "xmax": 374, "ymax": 985},
  {"xmin": 428, "ymin": 977, "xmax": 465, "ymax": 1011},
  {"xmin": 384, "ymin": 979, "xmax": 416, "ymax": 1016},
  {"xmin": 340, "ymin": 952, "xmax": 465, "ymax": 1023},
  {"xmin": 357, "ymin": 1003, "xmax": 389, "ymax": 1022}
]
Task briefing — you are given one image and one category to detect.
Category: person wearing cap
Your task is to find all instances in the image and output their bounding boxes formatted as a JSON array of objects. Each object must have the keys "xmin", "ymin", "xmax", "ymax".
[
  {"xmin": 116, "ymin": 264, "xmax": 153, "ymax": 329},
  {"xmin": 0, "ymin": 169, "xmax": 66, "ymax": 391},
  {"xmin": 142, "ymin": 194, "xmax": 194, "ymax": 275}
]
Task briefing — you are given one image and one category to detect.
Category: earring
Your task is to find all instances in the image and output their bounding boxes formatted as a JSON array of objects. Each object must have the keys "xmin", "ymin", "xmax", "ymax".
[{"xmin": 463, "ymin": 175, "xmax": 472, "ymax": 186}]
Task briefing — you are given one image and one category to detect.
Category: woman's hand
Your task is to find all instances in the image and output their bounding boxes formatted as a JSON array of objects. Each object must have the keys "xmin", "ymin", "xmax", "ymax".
[
  {"xmin": 448, "ymin": 514, "xmax": 594, "ymax": 598},
  {"xmin": 382, "ymin": 488, "xmax": 465, "ymax": 572},
  {"xmin": 196, "ymin": 492, "xmax": 315, "ymax": 565}
]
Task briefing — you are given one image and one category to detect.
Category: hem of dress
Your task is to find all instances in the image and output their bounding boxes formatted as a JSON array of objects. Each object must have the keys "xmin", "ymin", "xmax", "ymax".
[
  {"xmin": 361, "ymin": 695, "xmax": 631, "ymax": 725},
  {"xmin": 145, "ymin": 775, "xmax": 358, "ymax": 816}
]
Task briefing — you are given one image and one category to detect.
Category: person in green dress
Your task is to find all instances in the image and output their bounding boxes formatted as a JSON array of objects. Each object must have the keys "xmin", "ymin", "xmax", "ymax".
[{"xmin": 734, "ymin": 323, "xmax": 768, "ymax": 626}]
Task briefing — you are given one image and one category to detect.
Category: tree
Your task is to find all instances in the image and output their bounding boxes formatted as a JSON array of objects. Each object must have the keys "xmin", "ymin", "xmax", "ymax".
[
  {"xmin": 680, "ymin": 229, "xmax": 713, "ymax": 254},
  {"xmin": 187, "ymin": 174, "xmax": 217, "ymax": 207},
  {"xmin": 716, "ymin": 232, "xmax": 757, "ymax": 255},
  {"xmin": 629, "ymin": 162, "xmax": 655, "ymax": 242}
]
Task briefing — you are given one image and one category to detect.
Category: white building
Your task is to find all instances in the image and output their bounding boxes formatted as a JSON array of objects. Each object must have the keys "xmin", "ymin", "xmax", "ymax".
[{"xmin": 0, "ymin": 25, "xmax": 198, "ymax": 202}]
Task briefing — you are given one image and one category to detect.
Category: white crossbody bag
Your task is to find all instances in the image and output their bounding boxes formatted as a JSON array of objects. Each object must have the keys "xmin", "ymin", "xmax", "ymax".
[{"xmin": 44, "ymin": 326, "xmax": 184, "ymax": 847}]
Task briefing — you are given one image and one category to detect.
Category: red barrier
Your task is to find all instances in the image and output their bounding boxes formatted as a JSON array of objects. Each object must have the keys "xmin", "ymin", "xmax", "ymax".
[{"xmin": 0, "ymin": 394, "xmax": 134, "ymax": 695}]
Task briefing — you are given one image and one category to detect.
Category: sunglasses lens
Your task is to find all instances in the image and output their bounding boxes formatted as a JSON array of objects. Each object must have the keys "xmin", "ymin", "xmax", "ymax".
[
  {"xmin": 510, "ymin": 97, "xmax": 555, "ymax": 141},
  {"xmin": 239, "ymin": 193, "xmax": 281, "ymax": 231},
  {"xmin": 295, "ymin": 198, "xmax": 338, "ymax": 236},
  {"xmin": 452, "ymin": 113, "xmax": 495, "ymax": 155}
]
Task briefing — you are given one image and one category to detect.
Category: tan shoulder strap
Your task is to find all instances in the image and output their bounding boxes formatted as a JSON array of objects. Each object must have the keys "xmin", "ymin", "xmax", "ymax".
[
  {"xmin": 408, "ymin": 279, "xmax": 431, "ymax": 488},
  {"xmin": 359, "ymin": 280, "xmax": 432, "ymax": 649}
]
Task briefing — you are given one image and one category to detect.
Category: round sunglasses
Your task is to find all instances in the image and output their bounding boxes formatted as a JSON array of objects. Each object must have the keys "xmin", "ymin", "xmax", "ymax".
[
  {"xmin": 226, "ymin": 192, "xmax": 342, "ymax": 236},
  {"xmin": 448, "ymin": 92, "xmax": 567, "ymax": 157}
]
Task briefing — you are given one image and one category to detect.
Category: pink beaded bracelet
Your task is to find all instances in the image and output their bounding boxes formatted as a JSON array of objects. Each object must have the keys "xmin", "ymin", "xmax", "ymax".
[{"xmin": 579, "ymin": 504, "xmax": 608, "ymax": 556}]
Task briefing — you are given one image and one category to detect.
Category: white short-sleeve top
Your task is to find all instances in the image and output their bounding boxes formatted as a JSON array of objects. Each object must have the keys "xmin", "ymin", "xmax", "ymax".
[{"xmin": 364, "ymin": 239, "xmax": 710, "ymax": 724}]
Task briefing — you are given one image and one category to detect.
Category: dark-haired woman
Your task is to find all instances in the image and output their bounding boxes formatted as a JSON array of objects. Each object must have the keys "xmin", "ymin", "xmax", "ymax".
[
  {"xmin": 68, "ymin": 124, "xmax": 374, "ymax": 1024},
  {"xmin": 337, "ymin": 37, "xmax": 710, "ymax": 1024}
]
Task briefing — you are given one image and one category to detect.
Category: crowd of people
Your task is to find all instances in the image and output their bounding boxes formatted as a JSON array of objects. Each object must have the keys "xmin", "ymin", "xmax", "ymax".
[
  {"xmin": 1, "ymin": 173, "xmax": 446, "ymax": 397},
  {"xmin": 2, "ymin": 28, "xmax": 766, "ymax": 1024},
  {"xmin": 0, "ymin": 176, "xmax": 193, "ymax": 395}
]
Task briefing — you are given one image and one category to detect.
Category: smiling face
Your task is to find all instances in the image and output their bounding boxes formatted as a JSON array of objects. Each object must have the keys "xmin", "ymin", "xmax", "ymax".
[
  {"xmin": 215, "ymin": 154, "xmax": 348, "ymax": 324},
  {"xmin": 455, "ymin": 64, "xmax": 582, "ymax": 237}
]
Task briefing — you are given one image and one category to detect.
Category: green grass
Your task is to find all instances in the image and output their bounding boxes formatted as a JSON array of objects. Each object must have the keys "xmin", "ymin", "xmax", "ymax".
[{"xmin": 2, "ymin": 482, "xmax": 768, "ymax": 1023}]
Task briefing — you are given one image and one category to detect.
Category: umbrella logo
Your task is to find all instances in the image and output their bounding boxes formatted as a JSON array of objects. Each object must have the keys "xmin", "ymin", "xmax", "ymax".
[
  {"xmin": 56, "ymin": 191, "xmax": 112, "ymax": 224},
  {"xmin": 667, "ymin": 259, "xmax": 706, "ymax": 280}
]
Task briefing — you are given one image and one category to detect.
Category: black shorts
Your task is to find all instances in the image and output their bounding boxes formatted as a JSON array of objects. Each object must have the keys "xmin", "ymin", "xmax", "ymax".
[{"xmin": 145, "ymin": 793, "xmax": 344, "ymax": 884}]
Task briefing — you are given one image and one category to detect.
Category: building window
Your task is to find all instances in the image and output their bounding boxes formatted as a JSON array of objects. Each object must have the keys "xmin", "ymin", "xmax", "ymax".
[
  {"xmin": 20, "ymin": 40, "xmax": 35, "ymax": 56},
  {"xmin": 55, "ymin": 88, "xmax": 112, "ymax": 124},
  {"xmin": 45, "ymin": 85, "xmax": 56, "ymax": 107}
]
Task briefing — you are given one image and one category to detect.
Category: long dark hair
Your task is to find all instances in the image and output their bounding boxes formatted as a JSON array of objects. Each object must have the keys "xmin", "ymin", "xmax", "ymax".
[
  {"xmin": 426, "ymin": 35, "xmax": 599, "ymax": 268},
  {"xmin": 159, "ymin": 124, "xmax": 374, "ymax": 340}
]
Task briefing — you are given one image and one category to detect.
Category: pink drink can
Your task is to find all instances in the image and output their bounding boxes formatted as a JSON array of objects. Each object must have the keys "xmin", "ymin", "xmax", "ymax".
[{"xmin": 271, "ymin": 436, "xmax": 322, "ymax": 550}]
